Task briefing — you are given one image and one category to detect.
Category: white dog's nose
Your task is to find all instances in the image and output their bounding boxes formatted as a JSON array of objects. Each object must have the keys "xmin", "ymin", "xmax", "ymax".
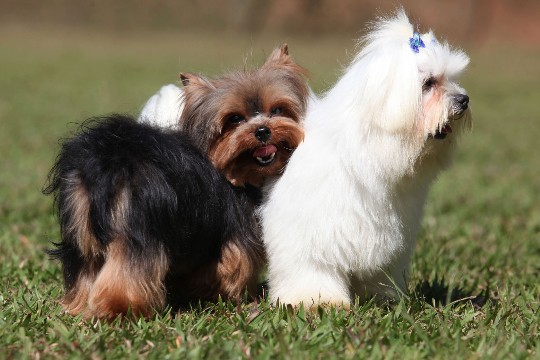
[{"xmin": 454, "ymin": 94, "xmax": 469, "ymax": 109}]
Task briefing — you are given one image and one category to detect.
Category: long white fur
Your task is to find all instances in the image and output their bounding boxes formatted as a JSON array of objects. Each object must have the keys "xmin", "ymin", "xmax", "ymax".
[{"xmin": 261, "ymin": 10, "xmax": 472, "ymax": 306}]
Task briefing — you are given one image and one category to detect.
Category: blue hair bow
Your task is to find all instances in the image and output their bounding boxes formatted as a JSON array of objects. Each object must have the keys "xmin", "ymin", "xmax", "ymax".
[{"xmin": 409, "ymin": 33, "xmax": 425, "ymax": 53}]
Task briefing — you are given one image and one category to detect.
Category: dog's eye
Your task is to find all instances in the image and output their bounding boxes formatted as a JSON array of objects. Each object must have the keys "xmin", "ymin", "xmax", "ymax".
[
  {"xmin": 270, "ymin": 107, "xmax": 283, "ymax": 116},
  {"xmin": 226, "ymin": 114, "xmax": 245, "ymax": 124},
  {"xmin": 423, "ymin": 77, "xmax": 437, "ymax": 92}
]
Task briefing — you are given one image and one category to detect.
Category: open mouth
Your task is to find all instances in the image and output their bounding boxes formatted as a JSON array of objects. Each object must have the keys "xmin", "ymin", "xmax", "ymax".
[
  {"xmin": 433, "ymin": 124, "xmax": 452, "ymax": 140},
  {"xmin": 252, "ymin": 144, "xmax": 277, "ymax": 166}
]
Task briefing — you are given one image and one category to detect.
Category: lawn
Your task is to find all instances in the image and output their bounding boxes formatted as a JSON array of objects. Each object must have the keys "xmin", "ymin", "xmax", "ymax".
[{"xmin": 0, "ymin": 25, "xmax": 538, "ymax": 359}]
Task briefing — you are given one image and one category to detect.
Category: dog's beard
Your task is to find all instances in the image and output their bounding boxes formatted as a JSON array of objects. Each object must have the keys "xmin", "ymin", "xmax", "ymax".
[
  {"xmin": 430, "ymin": 108, "xmax": 471, "ymax": 140},
  {"xmin": 416, "ymin": 94, "xmax": 472, "ymax": 172},
  {"xmin": 420, "ymin": 83, "xmax": 471, "ymax": 141}
]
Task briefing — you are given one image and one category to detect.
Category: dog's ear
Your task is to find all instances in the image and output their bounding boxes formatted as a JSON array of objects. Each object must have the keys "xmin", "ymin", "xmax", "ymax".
[
  {"xmin": 363, "ymin": 44, "xmax": 421, "ymax": 134},
  {"xmin": 180, "ymin": 72, "xmax": 216, "ymax": 112},
  {"xmin": 262, "ymin": 44, "xmax": 309, "ymax": 77},
  {"xmin": 180, "ymin": 73, "xmax": 215, "ymax": 89},
  {"xmin": 264, "ymin": 43, "xmax": 289, "ymax": 65},
  {"xmin": 178, "ymin": 73, "xmax": 218, "ymax": 153}
]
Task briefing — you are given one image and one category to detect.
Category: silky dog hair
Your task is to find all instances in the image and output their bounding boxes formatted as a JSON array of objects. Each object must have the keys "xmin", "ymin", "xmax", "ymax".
[
  {"xmin": 44, "ymin": 115, "xmax": 262, "ymax": 318},
  {"xmin": 261, "ymin": 11, "xmax": 472, "ymax": 307},
  {"xmin": 44, "ymin": 45, "xmax": 309, "ymax": 318},
  {"xmin": 180, "ymin": 44, "xmax": 308, "ymax": 187}
]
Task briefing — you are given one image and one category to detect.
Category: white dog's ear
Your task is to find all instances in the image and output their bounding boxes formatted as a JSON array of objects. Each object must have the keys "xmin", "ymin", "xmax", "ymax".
[
  {"xmin": 356, "ymin": 11, "xmax": 422, "ymax": 133},
  {"xmin": 363, "ymin": 45, "xmax": 421, "ymax": 133}
]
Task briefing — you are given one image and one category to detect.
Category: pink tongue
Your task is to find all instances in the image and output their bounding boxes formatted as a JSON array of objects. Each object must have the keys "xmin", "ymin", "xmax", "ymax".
[
  {"xmin": 253, "ymin": 144, "xmax": 277, "ymax": 158},
  {"xmin": 442, "ymin": 125, "xmax": 453, "ymax": 134}
]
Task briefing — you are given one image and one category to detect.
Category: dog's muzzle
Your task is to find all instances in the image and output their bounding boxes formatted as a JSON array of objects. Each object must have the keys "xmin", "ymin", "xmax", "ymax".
[
  {"xmin": 252, "ymin": 126, "xmax": 277, "ymax": 166},
  {"xmin": 432, "ymin": 94, "xmax": 469, "ymax": 140}
]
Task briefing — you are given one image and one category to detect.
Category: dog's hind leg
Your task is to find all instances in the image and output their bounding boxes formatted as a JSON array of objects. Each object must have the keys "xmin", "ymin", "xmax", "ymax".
[
  {"xmin": 215, "ymin": 240, "xmax": 264, "ymax": 301},
  {"xmin": 177, "ymin": 239, "xmax": 264, "ymax": 304},
  {"xmin": 46, "ymin": 171, "xmax": 107, "ymax": 316},
  {"xmin": 85, "ymin": 186, "xmax": 170, "ymax": 319},
  {"xmin": 86, "ymin": 239, "xmax": 169, "ymax": 319}
]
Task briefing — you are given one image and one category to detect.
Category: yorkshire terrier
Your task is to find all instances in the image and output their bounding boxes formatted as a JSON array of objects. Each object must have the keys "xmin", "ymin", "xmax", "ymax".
[
  {"xmin": 44, "ymin": 45, "xmax": 308, "ymax": 318},
  {"xmin": 261, "ymin": 11, "xmax": 472, "ymax": 307}
]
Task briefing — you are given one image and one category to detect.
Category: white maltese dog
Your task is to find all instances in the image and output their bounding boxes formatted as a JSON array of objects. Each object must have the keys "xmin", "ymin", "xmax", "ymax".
[{"xmin": 260, "ymin": 10, "xmax": 472, "ymax": 307}]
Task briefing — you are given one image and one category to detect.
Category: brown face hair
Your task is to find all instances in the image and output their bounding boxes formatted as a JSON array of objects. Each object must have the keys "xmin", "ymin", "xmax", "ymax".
[{"xmin": 179, "ymin": 44, "xmax": 308, "ymax": 187}]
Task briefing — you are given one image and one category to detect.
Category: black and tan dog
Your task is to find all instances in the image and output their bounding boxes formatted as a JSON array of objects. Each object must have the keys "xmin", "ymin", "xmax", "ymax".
[{"xmin": 44, "ymin": 45, "xmax": 308, "ymax": 318}]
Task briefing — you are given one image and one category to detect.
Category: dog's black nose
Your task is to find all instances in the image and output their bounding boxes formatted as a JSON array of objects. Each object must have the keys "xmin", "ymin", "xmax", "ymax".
[
  {"xmin": 255, "ymin": 127, "xmax": 272, "ymax": 142},
  {"xmin": 454, "ymin": 94, "xmax": 469, "ymax": 109}
]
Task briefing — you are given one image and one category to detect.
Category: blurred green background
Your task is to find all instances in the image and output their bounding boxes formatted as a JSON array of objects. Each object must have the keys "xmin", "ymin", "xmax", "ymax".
[{"xmin": 0, "ymin": 1, "xmax": 539, "ymax": 357}]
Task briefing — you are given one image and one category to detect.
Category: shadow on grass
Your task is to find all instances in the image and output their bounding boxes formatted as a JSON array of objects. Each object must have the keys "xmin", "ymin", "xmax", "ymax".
[
  {"xmin": 414, "ymin": 276, "xmax": 492, "ymax": 309},
  {"xmin": 176, "ymin": 278, "xmax": 494, "ymax": 312}
]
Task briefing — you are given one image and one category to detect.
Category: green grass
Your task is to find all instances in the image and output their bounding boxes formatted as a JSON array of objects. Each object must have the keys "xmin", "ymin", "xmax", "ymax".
[{"xmin": 1, "ymin": 25, "xmax": 539, "ymax": 359}]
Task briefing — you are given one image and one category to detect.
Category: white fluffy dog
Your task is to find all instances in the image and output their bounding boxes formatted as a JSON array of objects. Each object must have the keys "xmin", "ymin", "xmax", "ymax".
[{"xmin": 261, "ymin": 11, "xmax": 472, "ymax": 307}]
